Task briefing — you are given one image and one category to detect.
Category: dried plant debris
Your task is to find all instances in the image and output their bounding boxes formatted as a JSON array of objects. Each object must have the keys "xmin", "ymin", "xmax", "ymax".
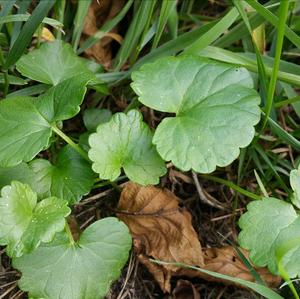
[{"xmin": 117, "ymin": 182, "xmax": 280, "ymax": 293}]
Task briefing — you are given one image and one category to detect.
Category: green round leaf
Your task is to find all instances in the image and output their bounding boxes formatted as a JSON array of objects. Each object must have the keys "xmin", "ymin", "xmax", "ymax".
[
  {"xmin": 290, "ymin": 167, "xmax": 300, "ymax": 208},
  {"xmin": 131, "ymin": 56, "xmax": 261, "ymax": 173},
  {"xmin": 0, "ymin": 97, "xmax": 51, "ymax": 167},
  {"xmin": 14, "ymin": 217, "xmax": 132, "ymax": 299},
  {"xmin": 88, "ymin": 110, "xmax": 166, "ymax": 185},
  {"xmin": 0, "ymin": 181, "xmax": 70, "ymax": 257},
  {"xmin": 30, "ymin": 145, "xmax": 94, "ymax": 204},
  {"xmin": 16, "ymin": 40, "xmax": 94, "ymax": 85},
  {"xmin": 238, "ymin": 197, "xmax": 297, "ymax": 270},
  {"xmin": 83, "ymin": 108, "xmax": 112, "ymax": 131}
]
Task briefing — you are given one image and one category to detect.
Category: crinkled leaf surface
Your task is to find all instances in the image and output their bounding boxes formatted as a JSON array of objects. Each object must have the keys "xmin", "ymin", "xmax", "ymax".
[
  {"xmin": 16, "ymin": 40, "xmax": 94, "ymax": 85},
  {"xmin": 30, "ymin": 145, "xmax": 94, "ymax": 204},
  {"xmin": 238, "ymin": 198, "xmax": 297, "ymax": 270},
  {"xmin": 14, "ymin": 217, "xmax": 132, "ymax": 299},
  {"xmin": 83, "ymin": 108, "xmax": 112, "ymax": 131},
  {"xmin": 89, "ymin": 110, "xmax": 166, "ymax": 185},
  {"xmin": 0, "ymin": 181, "xmax": 70, "ymax": 257},
  {"xmin": 0, "ymin": 75, "xmax": 91, "ymax": 167},
  {"xmin": 131, "ymin": 56, "xmax": 261, "ymax": 173}
]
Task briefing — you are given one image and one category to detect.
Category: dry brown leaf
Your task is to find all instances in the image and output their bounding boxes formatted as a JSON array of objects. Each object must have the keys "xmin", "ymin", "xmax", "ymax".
[
  {"xmin": 117, "ymin": 182, "xmax": 204, "ymax": 292},
  {"xmin": 197, "ymin": 247, "xmax": 281, "ymax": 288},
  {"xmin": 172, "ymin": 280, "xmax": 200, "ymax": 299},
  {"xmin": 82, "ymin": 0, "xmax": 124, "ymax": 66},
  {"xmin": 117, "ymin": 183, "xmax": 280, "ymax": 293}
]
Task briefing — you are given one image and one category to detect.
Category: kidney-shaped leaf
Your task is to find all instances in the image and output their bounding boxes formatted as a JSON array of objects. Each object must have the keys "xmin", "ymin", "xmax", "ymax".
[
  {"xmin": 290, "ymin": 166, "xmax": 300, "ymax": 208},
  {"xmin": 131, "ymin": 56, "xmax": 261, "ymax": 173},
  {"xmin": 14, "ymin": 217, "xmax": 132, "ymax": 299},
  {"xmin": 0, "ymin": 181, "xmax": 70, "ymax": 257},
  {"xmin": 16, "ymin": 40, "xmax": 94, "ymax": 85},
  {"xmin": 30, "ymin": 145, "xmax": 94, "ymax": 204},
  {"xmin": 88, "ymin": 110, "xmax": 167, "ymax": 185},
  {"xmin": 238, "ymin": 198, "xmax": 297, "ymax": 271},
  {"xmin": 0, "ymin": 75, "xmax": 91, "ymax": 167}
]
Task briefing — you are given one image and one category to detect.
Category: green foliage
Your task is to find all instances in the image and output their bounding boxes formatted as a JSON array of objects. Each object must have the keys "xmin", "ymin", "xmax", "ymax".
[
  {"xmin": 89, "ymin": 110, "xmax": 167, "ymax": 185},
  {"xmin": 0, "ymin": 181, "xmax": 70, "ymax": 257},
  {"xmin": 131, "ymin": 56, "xmax": 261, "ymax": 173},
  {"xmin": 16, "ymin": 40, "xmax": 94, "ymax": 85},
  {"xmin": 14, "ymin": 218, "xmax": 132, "ymax": 299},
  {"xmin": 29, "ymin": 146, "xmax": 94, "ymax": 204}
]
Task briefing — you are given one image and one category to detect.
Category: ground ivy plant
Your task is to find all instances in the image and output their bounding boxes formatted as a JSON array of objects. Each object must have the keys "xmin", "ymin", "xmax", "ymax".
[
  {"xmin": 238, "ymin": 165, "xmax": 300, "ymax": 284},
  {"xmin": 0, "ymin": 41, "xmax": 262, "ymax": 298}
]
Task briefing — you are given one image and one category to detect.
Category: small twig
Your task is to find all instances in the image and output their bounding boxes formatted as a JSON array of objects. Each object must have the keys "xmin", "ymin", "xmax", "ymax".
[
  {"xmin": 0, "ymin": 283, "xmax": 17, "ymax": 299},
  {"xmin": 192, "ymin": 171, "xmax": 227, "ymax": 210}
]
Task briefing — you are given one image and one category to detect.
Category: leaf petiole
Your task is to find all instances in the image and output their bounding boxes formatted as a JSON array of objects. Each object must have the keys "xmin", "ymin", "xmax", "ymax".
[
  {"xmin": 51, "ymin": 125, "xmax": 90, "ymax": 163},
  {"xmin": 65, "ymin": 221, "xmax": 75, "ymax": 245}
]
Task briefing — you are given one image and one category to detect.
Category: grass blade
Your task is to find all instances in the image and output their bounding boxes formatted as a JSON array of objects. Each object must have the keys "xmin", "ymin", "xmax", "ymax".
[
  {"xmin": 245, "ymin": 0, "xmax": 300, "ymax": 49},
  {"xmin": 150, "ymin": 259, "xmax": 284, "ymax": 299},
  {"xmin": 184, "ymin": 7, "xmax": 239, "ymax": 54},
  {"xmin": 72, "ymin": 0, "xmax": 92, "ymax": 50},
  {"xmin": 113, "ymin": 0, "xmax": 157, "ymax": 70},
  {"xmin": 151, "ymin": 0, "xmax": 177, "ymax": 49},
  {"xmin": 78, "ymin": 0, "xmax": 133, "ymax": 54},
  {"xmin": 262, "ymin": 0, "xmax": 289, "ymax": 131},
  {"xmin": 4, "ymin": 0, "xmax": 55, "ymax": 68}
]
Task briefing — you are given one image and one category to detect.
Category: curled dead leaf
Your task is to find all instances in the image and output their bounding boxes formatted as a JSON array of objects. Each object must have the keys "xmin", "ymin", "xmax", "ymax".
[
  {"xmin": 117, "ymin": 183, "xmax": 280, "ymax": 293},
  {"xmin": 117, "ymin": 182, "xmax": 204, "ymax": 292},
  {"xmin": 82, "ymin": 0, "xmax": 124, "ymax": 66},
  {"xmin": 180, "ymin": 247, "xmax": 281, "ymax": 288}
]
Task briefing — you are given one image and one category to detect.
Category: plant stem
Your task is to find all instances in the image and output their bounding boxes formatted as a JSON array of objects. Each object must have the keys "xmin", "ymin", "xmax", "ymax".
[
  {"xmin": 261, "ymin": 0, "xmax": 289, "ymax": 130},
  {"xmin": 51, "ymin": 125, "xmax": 90, "ymax": 162},
  {"xmin": 200, "ymin": 174, "xmax": 261, "ymax": 200},
  {"xmin": 0, "ymin": 48, "xmax": 9, "ymax": 98},
  {"xmin": 65, "ymin": 221, "xmax": 75, "ymax": 245}
]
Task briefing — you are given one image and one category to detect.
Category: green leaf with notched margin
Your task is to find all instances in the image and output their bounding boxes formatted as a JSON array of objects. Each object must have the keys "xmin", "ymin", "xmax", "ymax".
[
  {"xmin": 89, "ymin": 110, "xmax": 166, "ymax": 185},
  {"xmin": 0, "ymin": 75, "xmax": 91, "ymax": 167},
  {"xmin": 16, "ymin": 40, "xmax": 94, "ymax": 85},
  {"xmin": 0, "ymin": 181, "xmax": 70, "ymax": 257},
  {"xmin": 131, "ymin": 56, "xmax": 261, "ymax": 173},
  {"xmin": 14, "ymin": 217, "xmax": 131, "ymax": 299},
  {"xmin": 238, "ymin": 197, "xmax": 297, "ymax": 270},
  {"xmin": 29, "ymin": 145, "xmax": 94, "ymax": 204}
]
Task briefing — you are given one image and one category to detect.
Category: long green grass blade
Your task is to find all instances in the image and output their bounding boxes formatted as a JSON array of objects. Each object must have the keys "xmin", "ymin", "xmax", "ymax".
[
  {"xmin": 184, "ymin": 8, "xmax": 239, "ymax": 54},
  {"xmin": 72, "ymin": 0, "xmax": 92, "ymax": 50},
  {"xmin": 4, "ymin": 0, "xmax": 55, "ymax": 68},
  {"xmin": 152, "ymin": 0, "xmax": 177, "ymax": 49},
  {"xmin": 0, "ymin": 0, "xmax": 16, "ymax": 31},
  {"xmin": 150, "ymin": 260, "xmax": 284, "ymax": 299},
  {"xmin": 245, "ymin": 0, "xmax": 300, "ymax": 49},
  {"xmin": 54, "ymin": 0, "xmax": 66, "ymax": 39},
  {"xmin": 262, "ymin": 0, "xmax": 289, "ymax": 130},
  {"xmin": 78, "ymin": 0, "xmax": 133, "ymax": 54},
  {"xmin": 113, "ymin": 0, "xmax": 157, "ymax": 70}
]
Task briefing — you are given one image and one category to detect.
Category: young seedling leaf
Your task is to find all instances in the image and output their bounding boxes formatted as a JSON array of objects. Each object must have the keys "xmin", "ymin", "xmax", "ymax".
[
  {"xmin": 0, "ymin": 75, "xmax": 91, "ymax": 167},
  {"xmin": 131, "ymin": 56, "xmax": 261, "ymax": 173},
  {"xmin": 83, "ymin": 108, "xmax": 112, "ymax": 131},
  {"xmin": 30, "ymin": 145, "xmax": 94, "ymax": 204},
  {"xmin": 14, "ymin": 217, "xmax": 132, "ymax": 299},
  {"xmin": 16, "ymin": 40, "xmax": 94, "ymax": 85},
  {"xmin": 0, "ymin": 181, "xmax": 70, "ymax": 257},
  {"xmin": 89, "ymin": 110, "xmax": 167, "ymax": 185},
  {"xmin": 238, "ymin": 198, "xmax": 297, "ymax": 270}
]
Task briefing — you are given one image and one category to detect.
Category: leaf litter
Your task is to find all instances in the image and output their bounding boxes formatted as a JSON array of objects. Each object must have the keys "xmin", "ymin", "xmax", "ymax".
[{"xmin": 117, "ymin": 182, "xmax": 280, "ymax": 293}]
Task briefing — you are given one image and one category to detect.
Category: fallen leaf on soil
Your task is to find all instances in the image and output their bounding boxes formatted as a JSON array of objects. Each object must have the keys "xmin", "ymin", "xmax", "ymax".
[
  {"xmin": 82, "ymin": 0, "xmax": 124, "ymax": 66},
  {"xmin": 117, "ymin": 182, "xmax": 204, "ymax": 292},
  {"xmin": 182, "ymin": 246, "xmax": 281, "ymax": 288},
  {"xmin": 172, "ymin": 280, "xmax": 200, "ymax": 299},
  {"xmin": 117, "ymin": 183, "xmax": 280, "ymax": 293}
]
